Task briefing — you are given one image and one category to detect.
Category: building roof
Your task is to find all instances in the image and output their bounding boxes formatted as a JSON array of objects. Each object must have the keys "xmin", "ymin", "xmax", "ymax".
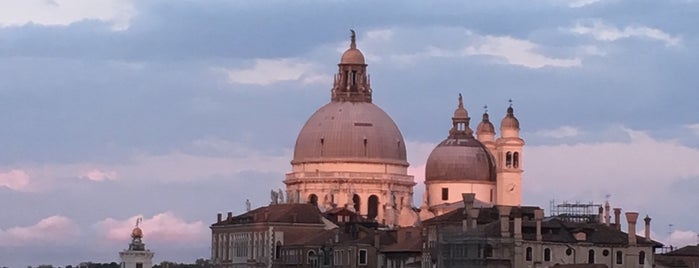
[
  {"xmin": 292, "ymin": 101, "xmax": 408, "ymax": 166},
  {"xmin": 425, "ymin": 95, "xmax": 496, "ymax": 182},
  {"xmin": 665, "ymin": 245, "xmax": 699, "ymax": 256},
  {"xmin": 212, "ymin": 203, "xmax": 324, "ymax": 226}
]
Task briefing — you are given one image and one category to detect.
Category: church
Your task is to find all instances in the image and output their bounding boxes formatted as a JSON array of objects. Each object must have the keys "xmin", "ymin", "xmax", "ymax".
[
  {"xmin": 209, "ymin": 32, "xmax": 660, "ymax": 268},
  {"xmin": 284, "ymin": 30, "xmax": 524, "ymax": 224}
]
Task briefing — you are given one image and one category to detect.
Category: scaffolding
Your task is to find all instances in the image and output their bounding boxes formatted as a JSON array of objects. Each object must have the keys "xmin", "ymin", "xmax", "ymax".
[{"xmin": 549, "ymin": 200, "xmax": 602, "ymax": 223}]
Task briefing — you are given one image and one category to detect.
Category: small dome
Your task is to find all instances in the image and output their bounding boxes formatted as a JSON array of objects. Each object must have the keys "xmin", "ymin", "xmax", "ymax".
[
  {"xmin": 501, "ymin": 106, "xmax": 520, "ymax": 129},
  {"xmin": 477, "ymin": 112, "xmax": 495, "ymax": 134},
  {"xmin": 292, "ymin": 101, "xmax": 407, "ymax": 166},
  {"xmin": 341, "ymin": 48, "xmax": 366, "ymax": 65},
  {"xmin": 131, "ymin": 227, "xmax": 143, "ymax": 239},
  {"xmin": 425, "ymin": 138, "xmax": 496, "ymax": 182}
]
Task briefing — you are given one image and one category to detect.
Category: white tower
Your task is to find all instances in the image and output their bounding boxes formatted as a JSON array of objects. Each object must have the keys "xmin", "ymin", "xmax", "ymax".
[
  {"xmin": 119, "ymin": 219, "xmax": 154, "ymax": 268},
  {"xmin": 495, "ymin": 103, "xmax": 525, "ymax": 206}
]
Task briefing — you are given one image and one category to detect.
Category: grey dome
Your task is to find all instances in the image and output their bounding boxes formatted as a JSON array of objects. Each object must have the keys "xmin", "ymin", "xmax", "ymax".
[
  {"xmin": 292, "ymin": 101, "xmax": 408, "ymax": 166},
  {"xmin": 425, "ymin": 137, "xmax": 496, "ymax": 182}
]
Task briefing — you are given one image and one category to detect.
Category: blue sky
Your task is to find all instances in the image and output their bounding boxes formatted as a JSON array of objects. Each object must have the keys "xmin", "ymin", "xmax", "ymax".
[{"xmin": 1, "ymin": 0, "xmax": 698, "ymax": 266}]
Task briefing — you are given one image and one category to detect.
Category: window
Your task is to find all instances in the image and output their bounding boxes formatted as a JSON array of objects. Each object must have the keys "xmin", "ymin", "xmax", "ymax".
[
  {"xmin": 368, "ymin": 195, "xmax": 379, "ymax": 220},
  {"xmin": 308, "ymin": 194, "xmax": 318, "ymax": 206},
  {"xmin": 136, "ymin": 264, "xmax": 143, "ymax": 268},
  {"xmin": 526, "ymin": 247, "xmax": 533, "ymax": 261},
  {"xmin": 544, "ymin": 248, "xmax": 551, "ymax": 262},
  {"xmin": 603, "ymin": 249, "xmax": 609, "ymax": 256},
  {"xmin": 639, "ymin": 251, "xmax": 645, "ymax": 265},
  {"xmin": 275, "ymin": 241, "xmax": 282, "ymax": 259},
  {"xmin": 513, "ymin": 152, "xmax": 519, "ymax": 168},
  {"xmin": 483, "ymin": 244, "xmax": 493, "ymax": 258},
  {"xmin": 441, "ymin": 188, "xmax": 449, "ymax": 201},
  {"xmin": 353, "ymin": 194, "xmax": 361, "ymax": 212},
  {"xmin": 566, "ymin": 248, "xmax": 573, "ymax": 256},
  {"xmin": 359, "ymin": 249, "xmax": 368, "ymax": 265},
  {"xmin": 588, "ymin": 249, "xmax": 595, "ymax": 264},
  {"xmin": 506, "ymin": 152, "xmax": 512, "ymax": 168},
  {"xmin": 616, "ymin": 251, "xmax": 623, "ymax": 264}
]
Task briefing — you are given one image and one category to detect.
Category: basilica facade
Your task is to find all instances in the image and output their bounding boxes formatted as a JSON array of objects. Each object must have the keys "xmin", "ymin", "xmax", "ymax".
[{"xmin": 284, "ymin": 31, "xmax": 524, "ymax": 225}]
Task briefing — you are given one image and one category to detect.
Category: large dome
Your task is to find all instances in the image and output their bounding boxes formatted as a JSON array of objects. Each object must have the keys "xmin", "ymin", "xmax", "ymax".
[
  {"xmin": 292, "ymin": 101, "xmax": 408, "ymax": 166},
  {"xmin": 425, "ymin": 138, "xmax": 496, "ymax": 182}
]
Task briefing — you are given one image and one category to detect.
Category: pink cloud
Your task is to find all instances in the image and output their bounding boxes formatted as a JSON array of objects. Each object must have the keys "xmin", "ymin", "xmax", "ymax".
[
  {"xmin": 95, "ymin": 211, "xmax": 207, "ymax": 245},
  {"xmin": 0, "ymin": 215, "xmax": 80, "ymax": 246},
  {"xmin": 81, "ymin": 169, "xmax": 118, "ymax": 181},
  {"xmin": 0, "ymin": 169, "xmax": 31, "ymax": 191}
]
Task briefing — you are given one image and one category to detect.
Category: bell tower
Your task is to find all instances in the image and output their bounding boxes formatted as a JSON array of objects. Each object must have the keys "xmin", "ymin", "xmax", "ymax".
[{"xmin": 495, "ymin": 102, "xmax": 525, "ymax": 206}]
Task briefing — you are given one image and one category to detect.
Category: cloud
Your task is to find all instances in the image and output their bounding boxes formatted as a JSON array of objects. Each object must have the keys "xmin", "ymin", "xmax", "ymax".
[
  {"xmin": 685, "ymin": 124, "xmax": 699, "ymax": 136},
  {"xmin": 570, "ymin": 20, "xmax": 681, "ymax": 46},
  {"xmin": 666, "ymin": 229, "xmax": 699, "ymax": 248},
  {"xmin": 565, "ymin": 0, "xmax": 601, "ymax": 8},
  {"xmin": 534, "ymin": 125, "xmax": 583, "ymax": 138},
  {"xmin": 464, "ymin": 35, "xmax": 582, "ymax": 68},
  {"xmin": 81, "ymin": 169, "xmax": 118, "ymax": 181},
  {"xmin": 526, "ymin": 127, "xmax": 699, "ymax": 205},
  {"xmin": 221, "ymin": 58, "xmax": 329, "ymax": 86},
  {"xmin": 0, "ymin": 169, "xmax": 31, "ymax": 192},
  {"xmin": 94, "ymin": 212, "xmax": 207, "ymax": 245},
  {"xmin": 0, "ymin": 0, "xmax": 136, "ymax": 31},
  {"xmin": 0, "ymin": 215, "xmax": 80, "ymax": 246}
]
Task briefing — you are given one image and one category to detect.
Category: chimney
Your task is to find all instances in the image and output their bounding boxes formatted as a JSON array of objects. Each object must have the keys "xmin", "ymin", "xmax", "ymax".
[
  {"xmin": 534, "ymin": 209, "xmax": 544, "ymax": 241},
  {"xmin": 374, "ymin": 231, "xmax": 381, "ymax": 248},
  {"xmin": 462, "ymin": 193, "xmax": 475, "ymax": 212},
  {"xmin": 598, "ymin": 206, "xmax": 604, "ymax": 223},
  {"xmin": 514, "ymin": 210, "xmax": 522, "ymax": 241},
  {"xmin": 614, "ymin": 208, "xmax": 622, "ymax": 230},
  {"xmin": 644, "ymin": 215, "xmax": 652, "ymax": 240},
  {"xmin": 227, "ymin": 212, "xmax": 233, "ymax": 221},
  {"xmin": 498, "ymin": 206, "xmax": 512, "ymax": 238},
  {"xmin": 217, "ymin": 213, "xmax": 222, "ymax": 223},
  {"xmin": 626, "ymin": 212, "xmax": 639, "ymax": 246},
  {"xmin": 604, "ymin": 201, "xmax": 611, "ymax": 226},
  {"xmin": 469, "ymin": 208, "xmax": 480, "ymax": 229}
]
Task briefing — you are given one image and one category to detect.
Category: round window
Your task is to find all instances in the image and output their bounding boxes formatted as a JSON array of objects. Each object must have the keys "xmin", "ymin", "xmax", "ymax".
[
  {"xmin": 603, "ymin": 249, "xmax": 610, "ymax": 256},
  {"xmin": 566, "ymin": 248, "xmax": 573, "ymax": 256}
]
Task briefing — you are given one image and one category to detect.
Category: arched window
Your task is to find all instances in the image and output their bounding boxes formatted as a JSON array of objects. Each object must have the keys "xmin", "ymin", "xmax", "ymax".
[
  {"xmin": 368, "ymin": 195, "xmax": 379, "ymax": 220},
  {"xmin": 308, "ymin": 194, "xmax": 318, "ymax": 206},
  {"xmin": 544, "ymin": 248, "xmax": 551, "ymax": 262},
  {"xmin": 275, "ymin": 241, "xmax": 282, "ymax": 259},
  {"xmin": 639, "ymin": 251, "xmax": 645, "ymax": 265},
  {"xmin": 483, "ymin": 244, "xmax": 493, "ymax": 258},
  {"xmin": 588, "ymin": 249, "xmax": 595, "ymax": 264},
  {"xmin": 506, "ymin": 152, "xmax": 512, "ymax": 168},
  {"xmin": 353, "ymin": 194, "xmax": 361, "ymax": 213},
  {"xmin": 616, "ymin": 251, "xmax": 623, "ymax": 264},
  {"xmin": 308, "ymin": 250, "xmax": 317, "ymax": 267},
  {"xmin": 513, "ymin": 152, "xmax": 519, "ymax": 168},
  {"xmin": 526, "ymin": 247, "xmax": 533, "ymax": 261}
]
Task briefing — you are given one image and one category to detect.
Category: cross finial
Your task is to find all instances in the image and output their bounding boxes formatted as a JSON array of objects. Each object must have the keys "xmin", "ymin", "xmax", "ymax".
[
  {"xmin": 350, "ymin": 29, "xmax": 356, "ymax": 49},
  {"xmin": 458, "ymin": 93, "xmax": 463, "ymax": 108},
  {"xmin": 508, "ymin": 99, "xmax": 513, "ymax": 107},
  {"xmin": 484, "ymin": 105, "xmax": 488, "ymax": 113},
  {"xmin": 136, "ymin": 217, "xmax": 142, "ymax": 227}
]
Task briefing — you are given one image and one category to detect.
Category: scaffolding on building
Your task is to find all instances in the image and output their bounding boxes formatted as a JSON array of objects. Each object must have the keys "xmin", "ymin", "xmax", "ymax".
[{"xmin": 549, "ymin": 200, "xmax": 602, "ymax": 223}]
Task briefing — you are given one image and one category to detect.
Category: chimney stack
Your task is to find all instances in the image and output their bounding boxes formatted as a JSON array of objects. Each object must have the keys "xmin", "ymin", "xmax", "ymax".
[
  {"xmin": 644, "ymin": 215, "xmax": 652, "ymax": 240},
  {"xmin": 604, "ymin": 201, "xmax": 611, "ymax": 226},
  {"xmin": 227, "ymin": 212, "xmax": 233, "ymax": 221},
  {"xmin": 217, "ymin": 213, "xmax": 222, "ymax": 223},
  {"xmin": 598, "ymin": 206, "xmax": 604, "ymax": 223},
  {"xmin": 498, "ymin": 206, "xmax": 512, "ymax": 238},
  {"xmin": 514, "ymin": 210, "xmax": 522, "ymax": 241},
  {"xmin": 534, "ymin": 209, "xmax": 544, "ymax": 241},
  {"xmin": 462, "ymin": 193, "xmax": 475, "ymax": 212},
  {"xmin": 614, "ymin": 208, "xmax": 622, "ymax": 230},
  {"xmin": 626, "ymin": 212, "xmax": 639, "ymax": 246},
  {"xmin": 469, "ymin": 208, "xmax": 480, "ymax": 229}
]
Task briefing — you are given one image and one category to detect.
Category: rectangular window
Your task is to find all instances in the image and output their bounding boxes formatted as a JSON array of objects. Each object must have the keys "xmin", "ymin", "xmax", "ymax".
[
  {"xmin": 441, "ymin": 188, "xmax": 449, "ymax": 201},
  {"xmin": 359, "ymin": 249, "xmax": 368, "ymax": 265},
  {"xmin": 136, "ymin": 263, "xmax": 143, "ymax": 268}
]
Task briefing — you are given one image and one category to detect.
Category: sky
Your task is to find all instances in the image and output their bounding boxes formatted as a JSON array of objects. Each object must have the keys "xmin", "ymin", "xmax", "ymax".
[{"xmin": 0, "ymin": 0, "xmax": 698, "ymax": 266}]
